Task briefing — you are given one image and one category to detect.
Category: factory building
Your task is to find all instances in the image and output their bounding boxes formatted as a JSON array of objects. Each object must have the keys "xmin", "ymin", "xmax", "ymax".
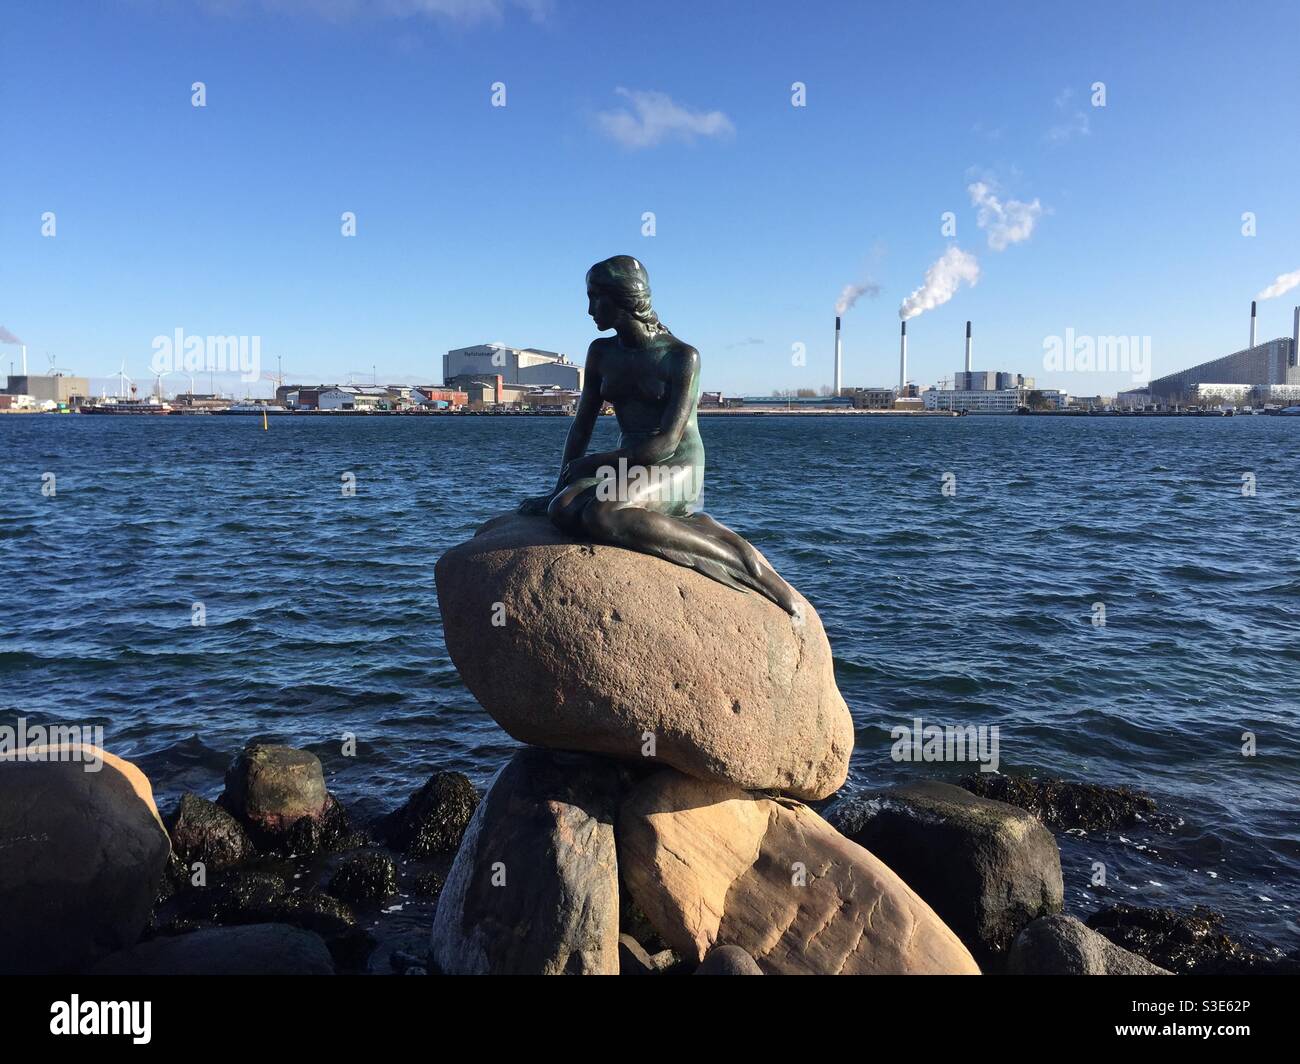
[
  {"xmin": 443, "ymin": 345, "xmax": 583, "ymax": 391},
  {"xmin": 3, "ymin": 374, "xmax": 90, "ymax": 404},
  {"xmin": 1147, "ymin": 304, "xmax": 1300, "ymax": 402}
]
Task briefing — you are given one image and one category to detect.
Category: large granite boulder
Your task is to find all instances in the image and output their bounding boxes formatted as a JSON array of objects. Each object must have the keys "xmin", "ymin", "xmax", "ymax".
[
  {"xmin": 617, "ymin": 770, "xmax": 980, "ymax": 975},
  {"xmin": 826, "ymin": 780, "xmax": 1064, "ymax": 966},
  {"xmin": 1007, "ymin": 915, "xmax": 1171, "ymax": 975},
  {"xmin": 0, "ymin": 744, "xmax": 172, "ymax": 974},
  {"xmin": 91, "ymin": 923, "xmax": 335, "ymax": 975},
  {"xmin": 430, "ymin": 749, "xmax": 625, "ymax": 975},
  {"xmin": 435, "ymin": 513, "xmax": 853, "ymax": 801}
]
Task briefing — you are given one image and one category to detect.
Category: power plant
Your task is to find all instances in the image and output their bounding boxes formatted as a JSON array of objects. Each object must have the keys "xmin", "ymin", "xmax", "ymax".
[
  {"xmin": 899, "ymin": 321, "xmax": 908, "ymax": 390},
  {"xmin": 833, "ymin": 316, "xmax": 842, "ymax": 395}
]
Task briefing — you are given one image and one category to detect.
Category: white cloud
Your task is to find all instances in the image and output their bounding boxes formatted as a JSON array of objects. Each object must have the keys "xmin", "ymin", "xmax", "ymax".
[
  {"xmin": 968, "ymin": 181, "xmax": 1043, "ymax": 251},
  {"xmin": 1256, "ymin": 268, "xmax": 1300, "ymax": 301},
  {"xmin": 899, "ymin": 247, "xmax": 980, "ymax": 321},
  {"xmin": 595, "ymin": 88, "xmax": 735, "ymax": 149},
  {"xmin": 1047, "ymin": 87, "xmax": 1091, "ymax": 143}
]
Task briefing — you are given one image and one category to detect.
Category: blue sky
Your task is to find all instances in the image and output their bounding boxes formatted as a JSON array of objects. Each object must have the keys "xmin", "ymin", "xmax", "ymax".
[{"xmin": 3, "ymin": 0, "xmax": 1299, "ymax": 397}]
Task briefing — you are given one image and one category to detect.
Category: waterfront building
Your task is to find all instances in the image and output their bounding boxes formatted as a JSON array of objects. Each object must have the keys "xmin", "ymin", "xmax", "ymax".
[
  {"xmin": 3, "ymin": 374, "xmax": 90, "ymax": 405},
  {"xmin": 1148, "ymin": 321, "xmax": 1299, "ymax": 403},
  {"xmin": 922, "ymin": 386, "xmax": 1068, "ymax": 412},
  {"xmin": 443, "ymin": 344, "xmax": 583, "ymax": 391}
]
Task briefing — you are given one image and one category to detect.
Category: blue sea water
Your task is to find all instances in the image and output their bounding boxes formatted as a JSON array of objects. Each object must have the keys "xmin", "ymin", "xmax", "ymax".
[{"xmin": 1, "ymin": 413, "xmax": 1297, "ymax": 954}]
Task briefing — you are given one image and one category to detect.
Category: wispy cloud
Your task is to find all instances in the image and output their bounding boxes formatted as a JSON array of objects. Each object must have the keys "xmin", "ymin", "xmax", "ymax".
[
  {"xmin": 725, "ymin": 337, "xmax": 765, "ymax": 350},
  {"xmin": 0, "ymin": 326, "xmax": 23, "ymax": 345},
  {"xmin": 1257, "ymin": 268, "xmax": 1300, "ymax": 301},
  {"xmin": 200, "ymin": 0, "xmax": 550, "ymax": 25},
  {"xmin": 1046, "ymin": 87, "xmax": 1091, "ymax": 143},
  {"xmin": 835, "ymin": 280, "xmax": 880, "ymax": 315},
  {"xmin": 595, "ymin": 88, "xmax": 734, "ymax": 149},
  {"xmin": 968, "ymin": 181, "xmax": 1043, "ymax": 250}
]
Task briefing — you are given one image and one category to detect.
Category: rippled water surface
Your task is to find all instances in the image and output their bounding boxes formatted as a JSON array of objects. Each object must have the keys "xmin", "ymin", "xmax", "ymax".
[{"xmin": 2, "ymin": 414, "xmax": 1297, "ymax": 951}]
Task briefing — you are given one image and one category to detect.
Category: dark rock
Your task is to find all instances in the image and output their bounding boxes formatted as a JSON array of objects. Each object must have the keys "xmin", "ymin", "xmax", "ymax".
[
  {"xmin": 90, "ymin": 923, "xmax": 335, "ymax": 975},
  {"xmin": 220, "ymin": 743, "xmax": 329, "ymax": 836},
  {"xmin": 278, "ymin": 794, "xmax": 365, "ymax": 856},
  {"xmin": 958, "ymin": 773, "xmax": 1161, "ymax": 832},
  {"xmin": 166, "ymin": 792, "xmax": 254, "ymax": 872},
  {"xmin": 381, "ymin": 771, "xmax": 480, "ymax": 857},
  {"xmin": 826, "ymin": 780, "xmax": 1063, "ymax": 967},
  {"xmin": 328, "ymin": 852, "xmax": 397, "ymax": 904},
  {"xmin": 1086, "ymin": 904, "xmax": 1299, "ymax": 975},
  {"xmin": 411, "ymin": 870, "xmax": 446, "ymax": 900},
  {"xmin": 430, "ymin": 749, "xmax": 625, "ymax": 975},
  {"xmin": 276, "ymin": 890, "xmax": 374, "ymax": 969},
  {"xmin": 695, "ymin": 945, "xmax": 764, "ymax": 975},
  {"xmin": 1007, "ymin": 915, "xmax": 1171, "ymax": 975},
  {"xmin": 0, "ymin": 746, "xmax": 172, "ymax": 974}
]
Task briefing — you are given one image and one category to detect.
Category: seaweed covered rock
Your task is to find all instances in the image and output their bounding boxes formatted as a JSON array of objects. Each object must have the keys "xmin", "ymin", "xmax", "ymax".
[
  {"xmin": 0, "ymin": 744, "xmax": 171, "ymax": 974},
  {"xmin": 430, "ymin": 749, "xmax": 625, "ymax": 975},
  {"xmin": 1007, "ymin": 915, "xmax": 1171, "ymax": 975},
  {"xmin": 826, "ymin": 780, "xmax": 1063, "ymax": 966},
  {"xmin": 619, "ymin": 770, "xmax": 980, "ymax": 975},
  {"xmin": 958, "ymin": 772, "xmax": 1161, "ymax": 832},
  {"xmin": 91, "ymin": 923, "xmax": 335, "ymax": 975},
  {"xmin": 1085, "ymin": 904, "xmax": 1296, "ymax": 975},
  {"xmin": 329, "ymin": 852, "xmax": 398, "ymax": 903},
  {"xmin": 435, "ymin": 513, "xmax": 854, "ymax": 801},
  {"xmin": 166, "ymin": 792, "xmax": 253, "ymax": 872},
  {"xmin": 381, "ymin": 771, "xmax": 480, "ymax": 856}
]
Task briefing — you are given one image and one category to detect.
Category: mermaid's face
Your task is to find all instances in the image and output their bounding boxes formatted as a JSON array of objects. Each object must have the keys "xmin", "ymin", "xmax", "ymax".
[{"xmin": 587, "ymin": 284, "xmax": 619, "ymax": 331}]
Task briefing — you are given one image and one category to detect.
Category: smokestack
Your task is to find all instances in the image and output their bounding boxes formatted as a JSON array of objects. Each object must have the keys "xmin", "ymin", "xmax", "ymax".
[
  {"xmin": 1293, "ymin": 305, "xmax": 1299, "ymax": 368},
  {"xmin": 1250, "ymin": 300, "xmax": 1257, "ymax": 348},
  {"xmin": 964, "ymin": 320, "xmax": 972, "ymax": 373},
  {"xmin": 899, "ymin": 320, "xmax": 908, "ymax": 391},
  {"xmin": 21, "ymin": 344, "xmax": 26, "ymax": 378},
  {"xmin": 834, "ymin": 316, "xmax": 842, "ymax": 396}
]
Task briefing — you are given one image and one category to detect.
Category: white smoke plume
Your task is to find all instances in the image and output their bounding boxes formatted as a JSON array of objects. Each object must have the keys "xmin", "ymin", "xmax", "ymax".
[
  {"xmin": 899, "ymin": 247, "xmax": 980, "ymax": 321},
  {"xmin": 835, "ymin": 280, "xmax": 880, "ymax": 315},
  {"xmin": 0, "ymin": 326, "xmax": 23, "ymax": 345},
  {"xmin": 968, "ymin": 182, "xmax": 1042, "ymax": 251},
  {"xmin": 1256, "ymin": 268, "xmax": 1300, "ymax": 301}
]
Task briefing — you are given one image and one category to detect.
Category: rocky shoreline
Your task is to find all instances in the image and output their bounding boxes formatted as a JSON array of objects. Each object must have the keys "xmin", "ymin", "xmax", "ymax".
[{"xmin": 1, "ymin": 512, "xmax": 1293, "ymax": 976}]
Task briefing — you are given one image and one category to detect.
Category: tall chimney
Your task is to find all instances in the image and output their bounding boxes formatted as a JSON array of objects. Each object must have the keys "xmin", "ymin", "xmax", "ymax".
[
  {"xmin": 1250, "ymin": 300, "xmax": 1257, "ymax": 348},
  {"xmin": 1293, "ymin": 305, "xmax": 1299, "ymax": 369},
  {"xmin": 899, "ymin": 320, "xmax": 908, "ymax": 391},
  {"xmin": 21, "ymin": 344, "xmax": 27, "ymax": 378},
  {"xmin": 964, "ymin": 320, "xmax": 972, "ymax": 372},
  {"xmin": 834, "ymin": 316, "xmax": 842, "ymax": 396}
]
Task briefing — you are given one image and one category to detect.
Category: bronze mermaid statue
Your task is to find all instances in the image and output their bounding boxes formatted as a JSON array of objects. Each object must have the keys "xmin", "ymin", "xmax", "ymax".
[{"xmin": 518, "ymin": 255, "xmax": 799, "ymax": 615}]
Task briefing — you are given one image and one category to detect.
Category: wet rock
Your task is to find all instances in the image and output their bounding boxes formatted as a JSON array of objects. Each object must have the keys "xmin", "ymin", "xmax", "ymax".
[
  {"xmin": 381, "ymin": 771, "xmax": 480, "ymax": 856},
  {"xmin": 826, "ymin": 780, "xmax": 1062, "ymax": 967},
  {"xmin": 0, "ymin": 744, "xmax": 171, "ymax": 974},
  {"xmin": 277, "ymin": 890, "xmax": 374, "ymax": 970},
  {"xmin": 695, "ymin": 945, "xmax": 763, "ymax": 975},
  {"xmin": 220, "ymin": 743, "xmax": 330, "ymax": 837},
  {"xmin": 91, "ymin": 923, "xmax": 335, "ymax": 975},
  {"xmin": 328, "ymin": 852, "xmax": 397, "ymax": 904},
  {"xmin": 430, "ymin": 749, "xmax": 625, "ymax": 975},
  {"xmin": 1007, "ymin": 915, "xmax": 1171, "ymax": 975},
  {"xmin": 619, "ymin": 770, "xmax": 980, "ymax": 975},
  {"xmin": 166, "ymin": 792, "xmax": 254, "ymax": 872},
  {"xmin": 279, "ymin": 794, "xmax": 364, "ymax": 856},
  {"xmin": 958, "ymin": 772, "xmax": 1161, "ymax": 832},
  {"xmin": 411, "ymin": 870, "xmax": 446, "ymax": 900},
  {"xmin": 435, "ymin": 512, "xmax": 854, "ymax": 801},
  {"xmin": 1085, "ymin": 904, "xmax": 1297, "ymax": 975}
]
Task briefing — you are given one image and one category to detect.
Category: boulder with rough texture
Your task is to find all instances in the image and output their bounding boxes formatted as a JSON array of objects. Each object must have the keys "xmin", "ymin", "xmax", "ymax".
[
  {"xmin": 381, "ymin": 771, "xmax": 480, "ymax": 856},
  {"xmin": 220, "ymin": 743, "xmax": 330, "ymax": 836},
  {"xmin": 0, "ymin": 745, "xmax": 172, "ymax": 974},
  {"xmin": 435, "ymin": 513, "xmax": 853, "ymax": 801},
  {"xmin": 431, "ymin": 749, "xmax": 624, "ymax": 975},
  {"xmin": 827, "ymin": 781, "xmax": 1063, "ymax": 966},
  {"xmin": 91, "ymin": 923, "xmax": 335, "ymax": 975},
  {"xmin": 618, "ymin": 770, "xmax": 980, "ymax": 975},
  {"xmin": 1007, "ymin": 915, "xmax": 1172, "ymax": 975},
  {"xmin": 695, "ymin": 945, "xmax": 764, "ymax": 975},
  {"xmin": 328, "ymin": 852, "xmax": 398, "ymax": 903},
  {"xmin": 166, "ymin": 792, "xmax": 254, "ymax": 872}
]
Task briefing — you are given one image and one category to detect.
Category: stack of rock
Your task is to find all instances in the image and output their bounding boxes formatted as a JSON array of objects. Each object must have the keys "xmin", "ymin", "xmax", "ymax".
[{"xmin": 431, "ymin": 512, "xmax": 982, "ymax": 975}]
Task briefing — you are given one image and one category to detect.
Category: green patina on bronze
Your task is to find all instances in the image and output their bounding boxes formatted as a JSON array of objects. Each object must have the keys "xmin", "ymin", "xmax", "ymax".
[{"xmin": 519, "ymin": 255, "xmax": 798, "ymax": 613}]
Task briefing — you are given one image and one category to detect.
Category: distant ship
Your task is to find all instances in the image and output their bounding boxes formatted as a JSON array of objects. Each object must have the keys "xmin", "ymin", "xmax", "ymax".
[
  {"xmin": 215, "ymin": 402, "xmax": 292, "ymax": 415},
  {"xmin": 80, "ymin": 397, "xmax": 172, "ymax": 415}
]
